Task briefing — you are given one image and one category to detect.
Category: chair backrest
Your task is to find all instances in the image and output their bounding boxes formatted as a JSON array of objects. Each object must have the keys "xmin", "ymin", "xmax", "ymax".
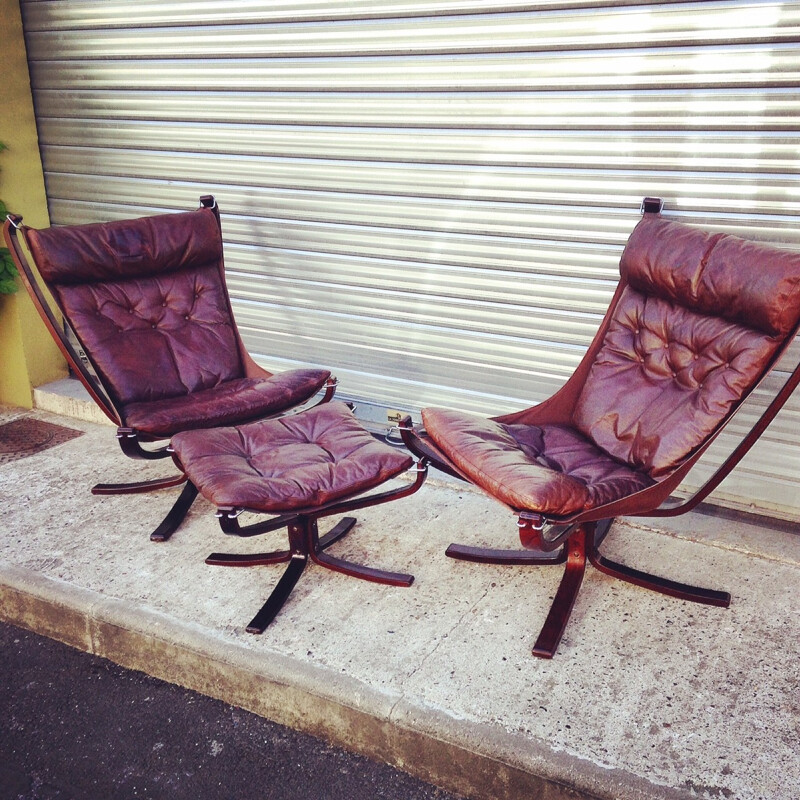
[
  {"xmin": 22, "ymin": 206, "xmax": 246, "ymax": 410},
  {"xmin": 572, "ymin": 215, "xmax": 800, "ymax": 479}
]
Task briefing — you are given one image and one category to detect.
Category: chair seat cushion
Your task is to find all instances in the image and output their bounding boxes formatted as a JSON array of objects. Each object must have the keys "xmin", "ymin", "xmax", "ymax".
[
  {"xmin": 422, "ymin": 407, "xmax": 653, "ymax": 518},
  {"xmin": 122, "ymin": 369, "xmax": 331, "ymax": 438},
  {"xmin": 170, "ymin": 401, "xmax": 413, "ymax": 512}
]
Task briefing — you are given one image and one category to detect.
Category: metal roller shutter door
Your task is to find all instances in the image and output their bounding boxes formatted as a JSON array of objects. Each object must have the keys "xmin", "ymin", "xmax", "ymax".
[{"xmin": 19, "ymin": 0, "xmax": 800, "ymax": 519}]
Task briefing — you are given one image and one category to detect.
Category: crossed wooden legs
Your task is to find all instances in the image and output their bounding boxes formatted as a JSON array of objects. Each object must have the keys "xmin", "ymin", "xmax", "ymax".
[
  {"xmin": 139, "ymin": 469, "xmax": 730, "ymax": 653},
  {"xmin": 90, "ymin": 429, "xmax": 179, "ymax": 495},
  {"xmin": 201, "ymin": 462, "xmax": 428, "ymax": 632},
  {"xmin": 142, "ymin": 474, "xmax": 425, "ymax": 632},
  {"xmin": 207, "ymin": 514, "xmax": 414, "ymax": 633},
  {"xmin": 447, "ymin": 519, "xmax": 731, "ymax": 659}
]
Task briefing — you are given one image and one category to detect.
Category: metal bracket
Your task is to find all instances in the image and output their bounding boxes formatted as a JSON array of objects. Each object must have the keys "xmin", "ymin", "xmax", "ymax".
[
  {"xmin": 215, "ymin": 506, "xmax": 244, "ymax": 520},
  {"xmin": 518, "ymin": 511, "xmax": 545, "ymax": 531},
  {"xmin": 640, "ymin": 197, "xmax": 664, "ymax": 215},
  {"xmin": 384, "ymin": 425, "xmax": 405, "ymax": 446}
]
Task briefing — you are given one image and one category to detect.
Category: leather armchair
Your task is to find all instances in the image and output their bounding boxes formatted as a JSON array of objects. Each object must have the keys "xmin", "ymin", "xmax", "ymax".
[
  {"xmin": 4, "ymin": 197, "xmax": 337, "ymax": 540},
  {"xmin": 402, "ymin": 201, "xmax": 800, "ymax": 657}
]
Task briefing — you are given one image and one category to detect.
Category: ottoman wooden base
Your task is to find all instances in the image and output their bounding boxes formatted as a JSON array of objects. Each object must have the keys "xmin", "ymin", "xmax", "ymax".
[{"xmin": 157, "ymin": 402, "xmax": 428, "ymax": 631}]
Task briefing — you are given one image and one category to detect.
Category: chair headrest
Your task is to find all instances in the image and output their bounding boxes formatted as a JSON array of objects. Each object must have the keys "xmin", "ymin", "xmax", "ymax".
[
  {"xmin": 621, "ymin": 215, "xmax": 800, "ymax": 338},
  {"xmin": 26, "ymin": 207, "xmax": 222, "ymax": 285}
]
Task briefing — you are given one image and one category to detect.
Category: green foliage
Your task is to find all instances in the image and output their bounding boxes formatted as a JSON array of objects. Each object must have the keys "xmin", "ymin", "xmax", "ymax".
[
  {"xmin": 0, "ymin": 247, "xmax": 17, "ymax": 295},
  {"xmin": 0, "ymin": 142, "xmax": 19, "ymax": 294}
]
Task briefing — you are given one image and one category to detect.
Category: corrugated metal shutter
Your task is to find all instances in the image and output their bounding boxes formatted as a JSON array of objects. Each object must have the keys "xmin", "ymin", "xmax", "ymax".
[{"xmin": 19, "ymin": 0, "xmax": 800, "ymax": 519}]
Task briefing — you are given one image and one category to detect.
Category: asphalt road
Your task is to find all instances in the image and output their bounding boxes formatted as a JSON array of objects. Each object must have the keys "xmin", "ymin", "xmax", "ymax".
[{"xmin": 0, "ymin": 621, "xmax": 465, "ymax": 800}]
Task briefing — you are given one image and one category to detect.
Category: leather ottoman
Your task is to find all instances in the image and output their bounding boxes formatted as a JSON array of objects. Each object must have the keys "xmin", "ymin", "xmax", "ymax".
[{"xmin": 169, "ymin": 401, "xmax": 428, "ymax": 632}]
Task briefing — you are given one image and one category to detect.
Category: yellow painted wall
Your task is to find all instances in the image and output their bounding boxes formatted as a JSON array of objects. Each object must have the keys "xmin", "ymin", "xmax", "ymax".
[{"xmin": 0, "ymin": 0, "xmax": 67, "ymax": 408}]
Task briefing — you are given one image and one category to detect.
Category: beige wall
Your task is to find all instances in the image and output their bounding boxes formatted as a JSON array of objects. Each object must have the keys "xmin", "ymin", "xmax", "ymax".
[{"xmin": 0, "ymin": 0, "xmax": 66, "ymax": 408}]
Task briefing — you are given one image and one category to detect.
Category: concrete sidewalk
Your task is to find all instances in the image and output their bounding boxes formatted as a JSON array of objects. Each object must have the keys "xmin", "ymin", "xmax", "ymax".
[{"xmin": 1, "ymin": 396, "xmax": 798, "ymax": 800}]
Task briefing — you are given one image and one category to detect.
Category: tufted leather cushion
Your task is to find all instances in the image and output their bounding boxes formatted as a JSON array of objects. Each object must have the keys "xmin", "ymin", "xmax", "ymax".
[
  {"xmin": 171, "ymin": 402, "xmax": 413, "ymax": 512},
  {"xmin": 26, "ymin": 207, "xmax": 245, "ymax": 408},
  {"xmin": 573, "ymin": 215, "xmax": 800, "ymax": 477},
  {"xmin": 52, "ymin": 263, "xmax": 244, "ymax": 406},
  {"xmin": 572, "ymin": 285, "xmax": 778, "ymax": 477},
  {"xmin": 622, "ymin": 215, "xmax": 800, "ymax": 337},
  {"xmin": 421, "ymin": 407, "xmax": 653, "ymax": 517},
  {"xmin": 123, "ymin": 369, "xmax": 332, "ymax": 438},
  {"xmin": 26, "ymin": 208, "xmax": 221, "ymax": 285}
]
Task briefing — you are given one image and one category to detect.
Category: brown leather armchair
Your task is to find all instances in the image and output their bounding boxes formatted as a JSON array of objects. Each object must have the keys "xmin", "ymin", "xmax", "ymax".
[
  {"xmin": 401, "ymin": 199, "xmax": 800, "ymax": 657},
  {"xmin": 3, "ymin": 197, "xmax": 337, "ymax": 540}
]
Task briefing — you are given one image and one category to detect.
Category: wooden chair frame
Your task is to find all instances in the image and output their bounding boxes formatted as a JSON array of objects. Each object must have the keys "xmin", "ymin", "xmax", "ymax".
[
  {"xmin": 400, "ymin": 200, "xmax": 800, "ymax": 657},
  {"xmin": 3, "ymin": 198, "xmax": 337, "ymax": 522}
]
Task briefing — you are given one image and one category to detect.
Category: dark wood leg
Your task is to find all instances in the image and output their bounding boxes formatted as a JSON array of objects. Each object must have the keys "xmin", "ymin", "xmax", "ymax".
[
  {"xmin": 444, "ymin": 513, "xmax": 728, "ymax": 658},
  {"xmin": 207, "ymin": 511, "xmax": 413, "ymax": 632},
  {"xmin": 92, "ymin": 473, "xmax": 187, "ymax": 495},
  {"xmin": 532, "ymin": 524, "xmax": 589, "ymax": 659},
  {"xmin": 235, "ymin": 519, "xmax": 309, "ymax": 633},
  {"xmin": 246, "ymin": 556, "xmax": 307, "ymax": 634},
  {"xmin": 241, "ymin": 514, "xmax": 413, "ymax": 633},
  {"xmin": 588, "ymin": 544, "xmax": 731, "ymax": 607},
  {"xmin": 208, "ymin": 515, "xmax": 357, "ymax": 564},
  {"xmin": 445, "ymin": 543, "xmax": 566, "ymax": 565},
  {"xmin": 312, "ymin": 549, "xmax": 414, "ymax": 585},
  {"xmin": 205, "ymin": 549, "xmax": 292, "ymax": 567},
  {"xmin": 311, "ymin": 546, "xmax": 414, "ymax": 585},
  {"xmin": 149, "ymin": 481, "xmax": 199, "ymax": 542},
  {"xmin": 445, "ymin": 515, "xmax": 603, "ymax": 564},
  {"xmin": 318, "ymin": 517, "xmax": 357, "ymax": 550},
  {"xmin": 307, "ymin": 518, "xmax": 413, "ymax": 586}
]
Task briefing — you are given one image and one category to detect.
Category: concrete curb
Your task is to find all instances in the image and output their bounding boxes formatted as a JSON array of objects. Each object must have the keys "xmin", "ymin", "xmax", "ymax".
[{"xmin": 0, "ymin": 563, "xmax": 696, "ymax": 800}]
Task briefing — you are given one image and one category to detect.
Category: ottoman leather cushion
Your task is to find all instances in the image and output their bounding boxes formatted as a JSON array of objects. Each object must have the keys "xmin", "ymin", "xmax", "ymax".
[{"xmin": 171, "ymin": 402, "xmax": 413, "ymax": 512}]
